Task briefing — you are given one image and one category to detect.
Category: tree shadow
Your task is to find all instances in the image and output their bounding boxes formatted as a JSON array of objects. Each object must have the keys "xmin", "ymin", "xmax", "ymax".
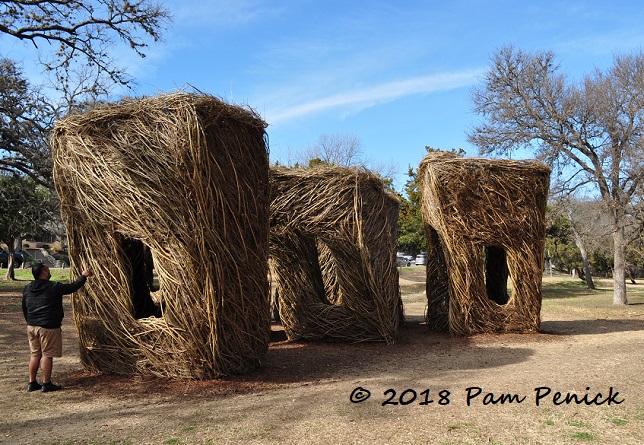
[
  {"xmin": 540, "ymin": 318, "xmax": 644, "ymax": 335},
  {"xmin": 59, "ymin": 318, "xmax": 535, "ymax": 400}
]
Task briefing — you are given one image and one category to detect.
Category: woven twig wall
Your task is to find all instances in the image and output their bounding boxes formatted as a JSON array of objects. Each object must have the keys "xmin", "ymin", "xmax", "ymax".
[
  {"xmin": 51, "ymin": 93, "xmax": 271, "ymax": 379},
  {"xmin": 269, "ymin": 166, "xmax": 402, "ymax": 343},
  {"xmin": 419, "ymin": 152, "xmax": 551, "ymax": 335}
]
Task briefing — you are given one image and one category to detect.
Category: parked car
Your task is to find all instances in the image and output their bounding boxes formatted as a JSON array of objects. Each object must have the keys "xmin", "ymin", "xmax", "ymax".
[
  {"xmin": 0, "ymin": 249, "xmax": 24, "ymax": 268},
  {"xmin": 396, "ymin": 255, "xmax": 411, "ymax": 267},
  {"xmin": 415, "ymin": 252, "xmax": 428, "ymax": 266}
]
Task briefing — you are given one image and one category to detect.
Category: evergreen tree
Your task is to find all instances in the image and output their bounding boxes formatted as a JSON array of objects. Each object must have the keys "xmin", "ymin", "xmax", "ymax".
[{"xmin": 397, "ymin": 166, "xmax": 426, "ymax": 255}]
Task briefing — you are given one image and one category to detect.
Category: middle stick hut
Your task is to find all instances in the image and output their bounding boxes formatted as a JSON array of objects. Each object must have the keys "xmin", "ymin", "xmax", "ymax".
[{"xmin": 269, "ymin": 166, "xmax": 402, "ymax": 343}]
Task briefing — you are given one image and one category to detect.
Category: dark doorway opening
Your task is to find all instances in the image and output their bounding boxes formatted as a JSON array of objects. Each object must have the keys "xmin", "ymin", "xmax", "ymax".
[
  {"xmin": 484, "ymin": 245, "xmax": 511, "ymax": 305},
  {"xmin": 121, "ymin": 238, "xmax": 162, "ymax": 319}
]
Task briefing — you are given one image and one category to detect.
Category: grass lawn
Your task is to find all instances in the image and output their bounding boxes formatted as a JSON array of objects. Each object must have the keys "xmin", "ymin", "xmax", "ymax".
[
  {"xmin": 540, "ymin": 273, "xmax": 644, "ymax": 320},
  {"xmin": 0, "ymin": 267, "xmax": 74, "ymax": 291},
  {"xmin": 0, "ymin": 266, "xmax": 641, "ymax": 444}
]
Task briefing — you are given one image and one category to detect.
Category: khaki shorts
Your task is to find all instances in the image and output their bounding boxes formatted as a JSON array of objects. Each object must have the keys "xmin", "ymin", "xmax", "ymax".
[{"xmin": 28, "ymin": 326, "xmax": 63, "ymax": 358}]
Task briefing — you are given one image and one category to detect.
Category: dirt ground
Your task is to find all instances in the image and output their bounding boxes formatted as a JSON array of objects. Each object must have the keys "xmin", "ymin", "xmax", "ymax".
[{"xmin": 0, "ymin": 268, "xmax": 642, "ymax": 445}]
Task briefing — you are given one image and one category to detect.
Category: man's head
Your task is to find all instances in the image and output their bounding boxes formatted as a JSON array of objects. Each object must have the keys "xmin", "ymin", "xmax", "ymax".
[{"xmin": 32, "ymin": 263, "xmax": 51, "ymax": 281}]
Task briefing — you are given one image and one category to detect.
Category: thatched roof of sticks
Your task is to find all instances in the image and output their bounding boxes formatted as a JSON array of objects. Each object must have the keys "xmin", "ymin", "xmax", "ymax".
[
  {"xmin": 419, "ymin": 151, "xmax": 551, "ymax": 335},
  {"xmin": 269, "ymin": 165, "xmax": 402, "ymax": 343},
  {"xmin": 51, "ymin": 92, "xmax": 271, "ymax": 379}
]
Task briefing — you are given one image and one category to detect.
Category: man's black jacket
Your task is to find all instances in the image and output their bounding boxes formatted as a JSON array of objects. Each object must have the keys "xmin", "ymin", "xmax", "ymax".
[{"xmin": 22, "ymin": 276, "xmax": 87, "ymax": 328}]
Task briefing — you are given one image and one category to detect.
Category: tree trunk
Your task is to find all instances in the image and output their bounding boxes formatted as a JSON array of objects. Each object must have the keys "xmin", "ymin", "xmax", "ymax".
[
  {"xmin": 5, "ymin": 257, "xmax": 16, "ymax": 280},
  {"xmin": 570, "ymin": 221, "xmax": 595, "ymax": 290},
  {"xmin": 15, "ymin": 238, "xmax": 23, "ymax": 268},
  {"xmin": 612, "ymin": 225, "xmax": 628, "ymax": 305},
  {"xmin": 4, "ymin": 239, "xmax": 17, "ymax": 281}
]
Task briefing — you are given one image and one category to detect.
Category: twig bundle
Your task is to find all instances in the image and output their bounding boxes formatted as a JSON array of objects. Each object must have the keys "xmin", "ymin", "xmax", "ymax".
[
  {"xmin": 419, "ymin": 152, "xmax": 551, "ymax": 335},
  {"xmin": 270, "ymin": 166, "xmax": 402, "ymax": 343},
  {"xmin": 51, "ymin": 92, "xmax": 270, "ymax": 379}
]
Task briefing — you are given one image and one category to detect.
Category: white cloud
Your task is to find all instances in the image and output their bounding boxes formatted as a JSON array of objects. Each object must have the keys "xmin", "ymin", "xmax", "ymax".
[
  {"xmin": 265, "ymin": 68, "xmax": 483, "ymax": 124},
  {"xmin": 170, "ymin": 0, "xmax": 282, "ymax": 29},
  {"xmin": 556, "ymin": 30, "xmax": 644, "ymax": 58}
]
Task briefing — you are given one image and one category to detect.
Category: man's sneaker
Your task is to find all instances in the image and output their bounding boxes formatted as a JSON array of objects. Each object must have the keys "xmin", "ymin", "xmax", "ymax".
[
  {"xmin": 41, "ymin": 382, "xmax": 62, "ymax": 393},
  {"xmin": 27, "ymin": 381, "xmax": 42, "ymax": 392}
]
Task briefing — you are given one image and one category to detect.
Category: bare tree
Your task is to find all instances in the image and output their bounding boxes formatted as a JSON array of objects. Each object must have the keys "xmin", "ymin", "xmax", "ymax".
[
  {"xmin": 468, "ymin": 46, "xmax": 644, "ymax": 304},
  {"xmin": 294, "ymin": 132, "xmax": 397, "ymax": 190},
  {"xmin": 0, "ymin": 1, "xmax": 171, "ymax": 185},
  {"xmin": 300, "ymin": 133, "xmax": 365, "ymax": 167},
  {"xmin": 0, "ymin": 1, "xmax": 171, "ymax": 88},
  {"xmin": 566, "ymin": 202, "xmax": 598, "ymax": 289},
  {"xmin": 0, "ymin": 58, "xmax": 51, "ymax": 185}
]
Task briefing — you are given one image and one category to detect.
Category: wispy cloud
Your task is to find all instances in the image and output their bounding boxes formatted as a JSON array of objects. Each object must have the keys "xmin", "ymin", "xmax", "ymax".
[
  {"xmin": 555, "ymin": 30, "xmax": 644, "ymax": 58},
  {"xmin": 265, "ymin": 68, "xmax": 483, "ymax": 124},
  {"xmin": 171, "ymin": 0, "xmax": 282, "ymax": 29}
]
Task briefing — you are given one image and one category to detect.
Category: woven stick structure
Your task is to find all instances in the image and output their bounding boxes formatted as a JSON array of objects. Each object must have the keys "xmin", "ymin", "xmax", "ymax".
[
  {"xmin": 51, "ymin": 92, "xmax": 271, "ymax": 379},
  {"xmin": 270, "ymin": 166, "xmax": 402, "ymax": 343},
  {"xmin": 419, "ymin": 152, "xmax": 551, "ymax": 335}
]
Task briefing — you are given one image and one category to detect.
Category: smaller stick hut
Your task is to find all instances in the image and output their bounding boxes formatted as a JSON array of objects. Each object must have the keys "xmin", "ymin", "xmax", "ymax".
[
  {"xmin": 52, "ymin": 92, "xmax": 270, "ymax": 379},
  {"xmin": 270, "ymin": 166, "xmax": 402, "ymax": 343},
  {"xmin": 419, "ymin": 152, "xmax": 551, "ymax": 335}
]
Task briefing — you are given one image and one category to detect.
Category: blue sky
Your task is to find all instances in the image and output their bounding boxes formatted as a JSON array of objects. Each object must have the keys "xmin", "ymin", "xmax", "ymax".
[{"xmin": 5, "ymin": 1, "xmax": 644, "ymax": 192}]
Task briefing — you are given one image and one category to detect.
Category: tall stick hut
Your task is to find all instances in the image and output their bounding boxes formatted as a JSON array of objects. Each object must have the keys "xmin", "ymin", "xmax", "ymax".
[
  {"xmin": 419, "ymin": 152, "xmax": 551, "ymax": 335},
  {"xmin": 51, "ymin": 93, "xmax": 270, "ymax": 379}
]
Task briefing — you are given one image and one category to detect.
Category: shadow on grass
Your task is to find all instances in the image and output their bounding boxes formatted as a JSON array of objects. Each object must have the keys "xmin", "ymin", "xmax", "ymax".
[
  {"xmin": 540, "ymin": 318, "xmax": 644, "ymax": 335},
  {"xmin": 56, "ymin": 319, "xmax": 535, "ymax": 401},
  {"xmin": 542, "ymin": 286, "xmax": 614, "ymax": 299}
]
